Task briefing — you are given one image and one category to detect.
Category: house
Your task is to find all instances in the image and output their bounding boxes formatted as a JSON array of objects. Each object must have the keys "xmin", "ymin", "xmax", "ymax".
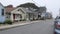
[
  {"xmin": 5, "ymin": 5, "xmax": 15, "ymax": 19},
  {"xmin": 35, "ymin": 6, "xmax": 47, "ymax": 19},
  {"xmin": 25, "ymin": 7, "xmax": 38, "ymax": 20},
  {"xmin": 45, "ymin": 12, "xmax": 52, "ymax": 19},
  {"xmin": 10, "ymin": 7, "xmax": 25, "ymax": 21},
  {"xmin": 0, "ymin": 3, "xmax": 6, "ymax": 23},
  {"xmin": 17, "ymin": 3, "xmax": 39, "ymax": 20},
  {"xmin": 11, "ymin": 7, "xmax": 35, "ymax": 21},
  {"xmin": 40, "ymin": 12, "xmax": 52, "ymax": 19},
  {"xmin": 33, "ymin": 11, "xmax": 38, "ymax": 20},
  {"xmin": 5, "ymin": 6, "xmax": 35, "ymax": 22},
  {"xmin": 40, "ymin": 12, "xmax": 46, "ymax": 20}
]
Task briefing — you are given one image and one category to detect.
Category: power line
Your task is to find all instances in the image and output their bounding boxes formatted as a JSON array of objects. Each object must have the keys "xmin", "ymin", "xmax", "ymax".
[{"xmin": 31, "ymin": 0, "xmax": 40, "ymax": 6}]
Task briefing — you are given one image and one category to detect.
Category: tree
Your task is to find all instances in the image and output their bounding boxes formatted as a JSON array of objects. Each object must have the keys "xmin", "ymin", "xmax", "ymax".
[
  {"xmin": 35, "ymin": 6, "xmax": 47, "ymax": 13},
  {"xmin": 17, "ymin": 3, "xmax": 39, "ymax": 9}
]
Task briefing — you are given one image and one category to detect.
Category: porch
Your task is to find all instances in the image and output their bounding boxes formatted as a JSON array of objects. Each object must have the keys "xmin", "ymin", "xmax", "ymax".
[{"xmin": 11, "ymin": 13, "xmax": 22, "ymax": 22}]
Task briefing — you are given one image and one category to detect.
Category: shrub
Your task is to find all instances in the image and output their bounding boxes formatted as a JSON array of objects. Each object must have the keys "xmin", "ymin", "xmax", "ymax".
[
  {"xmin": 4, "ymin": 19, "xmax": 13, "ymax": 25},
  {"xmin": 0, "ymin": 22, "xmax": 5, "ymax": 24},
  {"xmin": 23, "ymin": 19, "xmax": 26, "ymax": 21},
  {"xmin": 21, "ymin": 19, "xmax": 26, "ymax": 21},
  {"xmin": 0, "ymin": 22, "xmax": 3, "ymax": 24}
]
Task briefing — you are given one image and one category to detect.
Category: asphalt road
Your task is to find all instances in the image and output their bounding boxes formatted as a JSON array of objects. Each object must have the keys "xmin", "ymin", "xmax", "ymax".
[{"xmin": 0, "ymin": 19, "xmax": 54, "ymax": 34}]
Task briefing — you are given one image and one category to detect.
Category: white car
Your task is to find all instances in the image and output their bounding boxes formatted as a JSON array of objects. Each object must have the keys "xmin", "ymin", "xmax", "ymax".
[{"xmin": 54, "ymin": 16, "xmax": 60, "ymax": 34}]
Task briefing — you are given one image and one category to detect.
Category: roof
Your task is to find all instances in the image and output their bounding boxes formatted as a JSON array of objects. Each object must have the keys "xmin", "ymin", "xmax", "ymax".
[
  {"xmin": 21, "ymin": 7, "xmax": 33, "ymax": 13},
  {"xmin": 5, "ymin": 5, "xmax": 15, "ymax": 13},
  {"xmin": 5, "ymin": 6, "xmax": 38, "ymax": 14},
  {"xmin": 19, "ymin": 7, "xmax": 36, "ymax": 13},
  {"xmin": 35, "ymin": 6, "xmax": 46, "ymax": 13},
  {"xmin": 11, "ymin": 7, "xmax": 34, "ymax": 13},
  {"xmin": 5, "ymin": 8, "xmax": 15, "ymax": 13},
  {"xmin": 0, "ymin": 3, "xmax": 4, "ymax": 7}
]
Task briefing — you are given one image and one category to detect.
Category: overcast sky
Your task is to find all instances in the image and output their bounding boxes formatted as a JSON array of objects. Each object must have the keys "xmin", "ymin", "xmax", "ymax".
[{"xmin": 0, "ymin": 0, "xmax": 60, "ymax": 18}]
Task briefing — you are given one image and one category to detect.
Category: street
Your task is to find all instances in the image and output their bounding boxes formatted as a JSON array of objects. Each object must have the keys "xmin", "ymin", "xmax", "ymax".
[{"xmin": 0, "ymin": 19, "xmax": 54, "ymax": 34}]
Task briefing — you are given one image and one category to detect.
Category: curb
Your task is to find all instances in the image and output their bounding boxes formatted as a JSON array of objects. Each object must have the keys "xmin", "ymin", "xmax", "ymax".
[
  {"xmin": 0, "ymin": 21, "xmax": 34, "ymax": 30},
  {"xmin": 0, "ymin": 20, "xmax": 45, "ymax": 30}
]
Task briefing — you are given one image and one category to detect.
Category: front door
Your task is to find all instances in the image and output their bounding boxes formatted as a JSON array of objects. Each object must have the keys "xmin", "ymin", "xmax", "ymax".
[{"xmin": 13, "ymin": 14, "xmax": 15, "ymax": 20}]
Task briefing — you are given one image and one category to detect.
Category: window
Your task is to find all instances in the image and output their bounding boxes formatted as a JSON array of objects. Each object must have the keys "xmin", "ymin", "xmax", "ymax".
[
  {"xmin": 17, "ymin": 9, "xmax": 25, "ymax": 13},
  {"xmin": 2, "ymin": 9, "xmax": 4, "ymax": 16},
  {"xmin": 20, "ymin": 14, "xmax": 22, "ymax": 18},
  {"xmin": 17, "ymin": 9, "xmax": 20, "ymax": 11},
  {"xmin": 57, "ymin": 17, "xmax": 60, "ymax": 19}
]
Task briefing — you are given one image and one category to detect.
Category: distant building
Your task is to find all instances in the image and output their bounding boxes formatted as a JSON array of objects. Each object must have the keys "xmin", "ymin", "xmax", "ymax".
[
  {"xmin": 45, "ymin": 12, "xmax": 52, "ymax": 19},
  {"xmin": 0, "ymin": 3, "xmax": 6, "ymax": 23}
]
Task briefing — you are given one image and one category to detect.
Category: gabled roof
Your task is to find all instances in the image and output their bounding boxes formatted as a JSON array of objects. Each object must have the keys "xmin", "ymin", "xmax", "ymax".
[
  {"xmin": 20, "ymin": 7, "xmax": 38, "ymax": 14},
  {"xmin": 17, "ymin": 2, "xmax": 39, "ymax": 9},
  {"xmin": 11, "ymin": 7, "xmax": 34, "ymax": 13},
  {"xmin": 5, "ymin": 7, "xmax": 15, "ymax": 13},
  {"xmin": 6, "ymin": 6, "xmax": 37, "ymax": 14},
  {"xmin": 0, "ymin": 3, "xmax": 4, "ymax": 7},
  {"xmin": 20, "ymin": 7, "xmax": 34, "ymax": 13}
]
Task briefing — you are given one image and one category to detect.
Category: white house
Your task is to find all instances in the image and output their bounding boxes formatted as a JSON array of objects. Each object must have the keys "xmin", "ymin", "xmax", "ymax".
[
  {"xmin": 0, "ymin": 3, "xmax": 6, "ymax": 23},
  {"xmin": 5, "ymin": 6, "xmax": 38, "ymax": 22},
  {"xmin": 11, "ymin": 7, "xmax": 25, "ymax": 21},
  {"xmin": 10, "ymin": 7, "xmax": 34, "ymax": 21}
]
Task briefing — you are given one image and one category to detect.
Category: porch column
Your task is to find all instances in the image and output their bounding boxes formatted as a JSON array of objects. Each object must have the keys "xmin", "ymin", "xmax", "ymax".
[
  {"xmin": 26, "ymin": 13, "xmax": 30, "ymax": 21},
  {"xmin": 11, "ymin": 13, "xmax": 13, "ymax": 21}
]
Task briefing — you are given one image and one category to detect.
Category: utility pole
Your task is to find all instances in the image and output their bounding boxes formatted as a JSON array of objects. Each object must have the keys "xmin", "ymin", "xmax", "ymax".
[{"xmin": 59, "ymin": 8, "xmax": 60, "ymax": 16}]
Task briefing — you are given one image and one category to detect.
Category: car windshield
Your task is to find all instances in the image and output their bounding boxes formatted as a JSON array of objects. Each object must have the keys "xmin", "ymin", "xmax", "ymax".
[
  {"xmin": 55, "ymin": 17, "xmax": 60, "ymax": 29},
  {"xmin": 57, "ymin": 17, "xmax": 60, "ymax": 19},
  {"xmin": 55, "ymin": 16, "xmax": 60, "ymax": 20}
]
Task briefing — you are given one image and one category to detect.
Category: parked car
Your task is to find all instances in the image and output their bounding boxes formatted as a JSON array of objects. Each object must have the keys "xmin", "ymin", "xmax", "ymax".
[{"xmin": 54, "ymin": 16, "xmax": 60, "ymax": 34}]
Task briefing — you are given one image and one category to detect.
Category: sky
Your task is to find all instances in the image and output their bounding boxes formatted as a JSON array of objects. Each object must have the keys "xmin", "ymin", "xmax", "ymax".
[{"xmin": 0, "ymin": 0, "xmax": 60, "ymax": 18}]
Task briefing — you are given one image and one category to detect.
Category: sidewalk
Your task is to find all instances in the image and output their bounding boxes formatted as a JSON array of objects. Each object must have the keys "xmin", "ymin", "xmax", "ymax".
[
  {"xmin": 0, "ymin": 20, "xmax": 37, "ymax": 30},
  {"xmin": 0, "ymin": 19, "xmax": 53, "ymax": 30}
]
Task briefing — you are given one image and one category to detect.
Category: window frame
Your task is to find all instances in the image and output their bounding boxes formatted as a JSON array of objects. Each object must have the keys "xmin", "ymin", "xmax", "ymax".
[{"xmin": 1, "ymin": 9, "xmax": 4, "ymax": 16}]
